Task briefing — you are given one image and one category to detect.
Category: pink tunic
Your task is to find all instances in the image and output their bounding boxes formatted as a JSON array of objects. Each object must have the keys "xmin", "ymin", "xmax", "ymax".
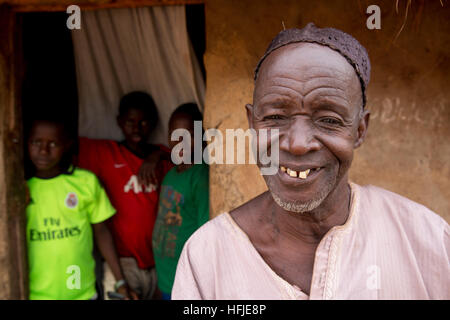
[{"xmin": 172, "ymin": 183, "xmax": 449, "ymax": 299}]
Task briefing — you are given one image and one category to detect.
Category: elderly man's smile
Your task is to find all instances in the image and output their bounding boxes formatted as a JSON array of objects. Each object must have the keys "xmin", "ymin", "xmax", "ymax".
[
  {"xmin": 279, "ymin": 165, "xmax": 322, "ymax": 180},
  {"xmin": 272, "ymin": 161, "xmax": 333, "ymax": 200}
]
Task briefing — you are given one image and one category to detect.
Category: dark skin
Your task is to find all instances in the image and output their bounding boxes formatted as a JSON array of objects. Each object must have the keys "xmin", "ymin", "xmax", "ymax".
[
  {"xmin": 117, "ymin": 107, "xmax": 166, "ymax": 186},
  {"xmin": 117, "ymin": 108, "xmax": 153, "ymax": 158},
  {"xmin": 28, "ymin": 121, "xmax": 69, "ymax": 179},
  {"xmin": 168, "ymin": 113, "xmax": 195, "ymax": 173},
  {"xmin": 230, "ymin": 43, "xmax": 370, "ymax": 295},
  {"xmin": 28, "ymin": 121, "xmax": 138, "ymax": 300}
]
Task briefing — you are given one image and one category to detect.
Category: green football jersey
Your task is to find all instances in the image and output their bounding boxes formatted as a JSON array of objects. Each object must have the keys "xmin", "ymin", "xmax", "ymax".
[{"xmin": 26, "ymin": 167, "xmax": 115, "ymax": 300}]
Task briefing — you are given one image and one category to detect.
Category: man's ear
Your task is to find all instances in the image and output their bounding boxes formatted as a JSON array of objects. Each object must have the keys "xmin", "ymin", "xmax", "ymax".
[
  {"xmin": 354, "ymin": 109, "xmax": 370, "ymax": 149},
  {"xmin": 246, "ymin": 104, "xmax": 254, "ymax": 129}
]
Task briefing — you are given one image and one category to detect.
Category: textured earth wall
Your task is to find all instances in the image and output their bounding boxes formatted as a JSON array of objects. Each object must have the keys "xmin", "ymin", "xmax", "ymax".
[{"xmin": 204, "ymin": 0, "xmax": 450, "ymax": 221}]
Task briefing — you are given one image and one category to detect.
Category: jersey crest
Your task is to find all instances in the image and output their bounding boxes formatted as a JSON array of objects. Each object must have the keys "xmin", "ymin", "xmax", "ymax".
[{"xmin": 65, "ymin": 192, "xmax": 78, "ymax": 209}]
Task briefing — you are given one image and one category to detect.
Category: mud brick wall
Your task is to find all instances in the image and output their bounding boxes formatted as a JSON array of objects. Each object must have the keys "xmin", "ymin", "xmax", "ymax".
[{"xmin": 204, "ymin": 0, "xmax": 450, "ymax": 221}]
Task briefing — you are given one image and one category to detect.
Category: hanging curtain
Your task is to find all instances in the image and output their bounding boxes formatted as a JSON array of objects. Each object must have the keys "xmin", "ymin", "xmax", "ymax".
[{"xmin": 72, "ymin": 5, "xmax": 205, "ymax": 145}]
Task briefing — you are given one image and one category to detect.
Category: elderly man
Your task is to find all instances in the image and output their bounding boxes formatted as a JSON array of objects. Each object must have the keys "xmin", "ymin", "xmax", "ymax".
[{"xmin": 172, "ymin": 23, "xmax": 449, "ymax": 299}]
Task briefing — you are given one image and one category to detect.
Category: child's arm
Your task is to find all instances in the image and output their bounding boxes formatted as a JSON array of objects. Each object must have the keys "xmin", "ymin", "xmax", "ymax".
[
  {"xmin": 138, "ymin": 146, "xmax": 171, "ymax": 186},
  {"xmin": 92, "ymin": 221, "xmax": 139, "ymax": 300}
]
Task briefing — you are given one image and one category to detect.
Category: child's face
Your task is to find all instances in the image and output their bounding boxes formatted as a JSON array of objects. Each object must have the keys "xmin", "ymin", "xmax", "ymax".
[
  {"xmin": 118, "ymin": 108, "xmax": 152, "ymax": 146},
  {"xmin": 28, "ymin": 121, "xmax": 67, "ymax": 176},
  {"xmin": 168, "ymin": 114, "xmax": 195, "ymax": 159}
]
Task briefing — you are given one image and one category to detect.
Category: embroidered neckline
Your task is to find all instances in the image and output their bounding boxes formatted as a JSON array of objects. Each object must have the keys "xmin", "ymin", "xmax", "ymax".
[{"xmin": 221, "ymin": 182, "xmax": 361, "ymax": 300}]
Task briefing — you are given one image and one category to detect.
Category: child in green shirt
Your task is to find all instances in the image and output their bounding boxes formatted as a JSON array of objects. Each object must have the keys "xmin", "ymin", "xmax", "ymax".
[
  {"xmin": 152, "ymin": 103, "xmax": 209, "ymax": 299},
  {"xmin": 25, "ymin": 116, "xmax": 137, "ymax": 300}
]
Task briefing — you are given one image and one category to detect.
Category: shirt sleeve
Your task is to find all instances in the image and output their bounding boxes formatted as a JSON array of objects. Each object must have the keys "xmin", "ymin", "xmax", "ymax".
[
  {"xmin": 87, "ymin": 173, "xmax": 116, "ymax": 224},
  {"xmin": 172, "ymin": 241, "xmax": 204, "ymax": 300},
  {"xmin": 193, "ymin": 165, "xmax": 210, "ymax": 227}
]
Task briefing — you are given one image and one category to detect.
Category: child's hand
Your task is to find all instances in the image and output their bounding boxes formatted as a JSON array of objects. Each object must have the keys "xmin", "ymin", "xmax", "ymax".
[
  {"xmin": 138, "ymin": 150, "xmax": 164, "ymax": 186},
  {"xmin": 137, "ymin": 159, "xmax": 158, "ymax": 186},
  {"xmin": 117, "ymin": 284, "xmax": 139, "ymax": 300}
]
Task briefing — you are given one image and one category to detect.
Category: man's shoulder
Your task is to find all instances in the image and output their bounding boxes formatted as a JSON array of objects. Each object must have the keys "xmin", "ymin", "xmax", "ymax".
[
  {"xmin": 355, "ymin": 183, "xmax": 447, "ymax": 230},
  {"xmin": 183, "ymin": 213, "xmax": 233, "ymax": 251}
]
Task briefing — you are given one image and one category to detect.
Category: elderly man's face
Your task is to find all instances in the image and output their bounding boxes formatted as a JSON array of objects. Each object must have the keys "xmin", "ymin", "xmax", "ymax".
[{"xmin": 247, "ymin": 43, "xmax": 368, "ymax": 213}]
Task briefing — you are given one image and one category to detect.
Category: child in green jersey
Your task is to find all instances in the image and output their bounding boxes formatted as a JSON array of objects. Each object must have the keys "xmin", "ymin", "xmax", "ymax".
[
  {"xmin": 25, "ymin": 115, "xmax": 138, "ymax": 300},
  {"xmin": 152, "ymin": 103, "xmax": 210, "ymax": 300}
]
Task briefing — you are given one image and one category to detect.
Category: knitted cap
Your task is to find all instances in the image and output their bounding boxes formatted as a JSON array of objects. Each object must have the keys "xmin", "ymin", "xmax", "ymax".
[{"xmin": 254, "ymin": 23, "xmax": 371, "ymax": 107}]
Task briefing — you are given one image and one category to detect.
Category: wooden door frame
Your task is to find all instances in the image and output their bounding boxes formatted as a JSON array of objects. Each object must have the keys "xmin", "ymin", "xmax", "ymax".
[
  {"xmin": 0, "ymin": 4, "xmax": 28, "ymax": 300},
  {"xmin": 2, "ymin": 0, "xmax": 204, "ymax": 12}
]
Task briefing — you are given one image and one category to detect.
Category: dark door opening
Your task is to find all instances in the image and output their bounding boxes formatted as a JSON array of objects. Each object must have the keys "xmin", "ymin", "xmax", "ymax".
[
  {"xmin": 20, "ymin": 4, "xmax": 206, "ymax": 147},
  {"xmin": 20, "ymin": 11, "xmax": 79, "ymax": 151}
]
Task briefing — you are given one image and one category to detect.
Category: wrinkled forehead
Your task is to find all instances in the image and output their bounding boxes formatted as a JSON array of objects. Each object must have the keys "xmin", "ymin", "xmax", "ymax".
[{"xmin": 254, "ymin": 42, "xmax": 359, "ymax": 101}]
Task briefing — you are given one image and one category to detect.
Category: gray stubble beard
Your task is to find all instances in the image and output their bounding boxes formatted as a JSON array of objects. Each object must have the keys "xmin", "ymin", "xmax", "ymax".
[{"xmin": 263, "ymin": 174, "xmax": 336, "ymax": 214}]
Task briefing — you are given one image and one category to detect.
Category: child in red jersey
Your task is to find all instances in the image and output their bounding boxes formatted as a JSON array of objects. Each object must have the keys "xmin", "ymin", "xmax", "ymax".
[{"xmin": 77, "ymin": 92, "xmax": 172, "ymax": 299}]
